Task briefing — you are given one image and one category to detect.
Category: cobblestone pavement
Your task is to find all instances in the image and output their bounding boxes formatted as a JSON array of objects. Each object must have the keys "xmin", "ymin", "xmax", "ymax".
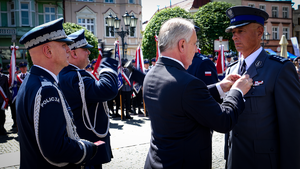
[{"xmin": 0, "ymin": 109, "xmax": 226, "ymax": 169}]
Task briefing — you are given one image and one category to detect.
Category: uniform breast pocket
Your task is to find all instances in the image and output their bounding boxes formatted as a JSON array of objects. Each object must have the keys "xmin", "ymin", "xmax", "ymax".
[{"xmin": 244, "ymin": 86, "xmax": 266, "ymax": 113}]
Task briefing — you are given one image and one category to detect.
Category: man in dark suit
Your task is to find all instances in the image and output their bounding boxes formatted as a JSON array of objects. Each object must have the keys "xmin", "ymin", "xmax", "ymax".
[
  {"xmin": 16, "ymin": 18, "xmax": 97, "ymax": 168},
  {"xmin": 143, "ymin": 17, "xmax": 253, "ymax": 169},
  {"xmin": 224, "ymin": 6, "xmax": 300, "ymax": 169},
  {"xmin": 187, "ymin": 52, "xmax": 218, "ymax": 85},
  {"xmin": 59, "ymin": 29, "xmax": 118, "ymax": 168}
]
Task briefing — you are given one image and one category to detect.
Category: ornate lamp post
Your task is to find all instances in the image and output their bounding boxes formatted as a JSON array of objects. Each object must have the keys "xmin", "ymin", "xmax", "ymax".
[
  {"xmin": 106, "ymin": 11, "xmax": 137, "ymax": 59},
  {"xmin": 261, "ymin": 32, "xmax": 270, "ymax": 49}
]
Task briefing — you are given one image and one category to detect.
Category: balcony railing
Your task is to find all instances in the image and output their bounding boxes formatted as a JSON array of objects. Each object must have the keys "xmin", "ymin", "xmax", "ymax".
[{"xmin": 0, "ymin": 28, "xmax": 16, "ymax": 35}]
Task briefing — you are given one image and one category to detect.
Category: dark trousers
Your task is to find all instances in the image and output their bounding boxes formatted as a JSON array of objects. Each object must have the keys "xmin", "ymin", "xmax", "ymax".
[
  {"xmin": 121, "ymin": 91, "xmax": 132, "ymax": 117},
  {"xmin": 10, "ymin": 101, "xmax": 17, "ymax": 126},
  {"xmin": 113, "ymin": 91, "xmax": 121, "ymax": 115},
  {"xmin": 107, "ymin": 99, "xmax": 114, "ymax": 114},
  {"xmin": 0, "ymin": 108, "xmax": 6, "ymax": 133},
  {"xmin": 133, "ymin": 90, "xmax": 142, "ymax": 112}
]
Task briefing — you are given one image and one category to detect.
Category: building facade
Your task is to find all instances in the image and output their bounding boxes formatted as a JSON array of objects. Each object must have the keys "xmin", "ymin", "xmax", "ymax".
[
  {"xmin": 64, "ymin": 0, "xmax": 143, "ymax": 59},
  {"xmin": 293, "ymin": 5, "xmax": 300, "ymax": 43},
  {"xmin": 242, "ymin": 0, "xmax": 294, "ymax": 53},
  {"xmin": 0, "ymin": 0, "xmax": 64, "ymax": 70}
]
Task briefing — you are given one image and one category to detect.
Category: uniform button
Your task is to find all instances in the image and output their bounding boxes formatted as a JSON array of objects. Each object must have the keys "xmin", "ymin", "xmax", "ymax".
[{"xmin": 234, "ymin": 133, "xmax": 238, "ymax": 137}]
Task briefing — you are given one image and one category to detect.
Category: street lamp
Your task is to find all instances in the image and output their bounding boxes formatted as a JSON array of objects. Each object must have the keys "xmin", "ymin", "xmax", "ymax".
[
  {"xmin": 261, "ymin": 32, "xmax": 270, "ymax": 48},
  {"xmin": 105, "ymin": 11, "xmax": 138, "ymax": 59}
]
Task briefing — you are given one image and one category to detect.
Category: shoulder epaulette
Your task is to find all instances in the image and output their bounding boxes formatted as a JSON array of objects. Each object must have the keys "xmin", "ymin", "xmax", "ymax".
[
  {"xmin": 269, "ymin": 55, "xmax": 289, "ymax": 63},
  {"xmin": 228, "ymin": 60, "xmax": 238, "ymax": 67},
  {"xmin": 196, "ymin": 54, "xmax": 209, "ymax": 61}
]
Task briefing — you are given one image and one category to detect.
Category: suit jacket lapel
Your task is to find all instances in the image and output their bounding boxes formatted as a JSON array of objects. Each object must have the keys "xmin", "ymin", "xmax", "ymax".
[{"xmin": 246, "ymin": 50, "xmax": 267, "ymax": 79}]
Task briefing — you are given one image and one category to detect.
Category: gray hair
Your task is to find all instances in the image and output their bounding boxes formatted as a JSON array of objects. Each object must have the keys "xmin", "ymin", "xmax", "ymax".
[{"xmin": 158, "ymin": 18, "xmax": 195, "ymax": 53}]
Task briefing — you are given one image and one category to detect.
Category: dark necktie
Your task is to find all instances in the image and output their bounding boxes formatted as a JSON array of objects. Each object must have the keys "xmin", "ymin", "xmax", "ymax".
[
  {"xmin": 21, "ymin": 73, "xmax": 25, "ymax": 80},
  {"xmin": 240, "ymin": 60, "xmax": 246, "ymax": 75}
]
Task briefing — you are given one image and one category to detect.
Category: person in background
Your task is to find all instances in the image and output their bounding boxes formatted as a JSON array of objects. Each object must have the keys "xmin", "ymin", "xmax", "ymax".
[
  {"xmin": 16, "ymin": 18, "xmax": 98, "ymax": 168},
  {"xmin": 225, "ymin": 55, "xmax": 232, "ymax": 67},
  {"xmin": 59, "ymin": 29, "xmax": 118, "ymax": 169},
  {"xmin": 144, "ymin": 59, "xmax": 150, "ymax": 73},
  {"xmin": 85, "ymin": 63, "xmax": 93, "ymax": 72},
  {"xmin": 293, "ymin": 57, "xmax": 300, "ymax": 81},
  {"xmin": 18, "ymin": 62, "xmax": 28, "ymax": 81},
  {"xmin": 143, "ymin": 17, "xmax": 252, "ymax": 169},
  {"xmin": 150, "ymin": 57, "xmax": 156, "ymax": 68},
  {"xmin": 224, "ymin": 6, "xmax": 300, "ymax": 169},
  {"xmin": 0, "ymin": 63, "xmax": 10, "ymax": 135}
]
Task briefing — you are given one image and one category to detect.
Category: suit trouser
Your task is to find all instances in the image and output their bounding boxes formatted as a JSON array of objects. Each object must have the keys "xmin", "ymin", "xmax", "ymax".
[
  {"xmin": 121, "ymin": 91, "xmax": 132, "ymax": 117},
  {"xmin": 0, "ymin": 108, "xmax": 5, "ymax": 133}
]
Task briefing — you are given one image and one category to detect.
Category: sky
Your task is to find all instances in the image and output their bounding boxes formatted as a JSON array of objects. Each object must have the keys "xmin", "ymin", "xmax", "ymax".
[
  {"xmin": 142, "ymin": 0, "xmax": 300, "ymax": 22},
  {"xmin": 142, "ymin": 0, "xmax": 184, "ymax": 22}
]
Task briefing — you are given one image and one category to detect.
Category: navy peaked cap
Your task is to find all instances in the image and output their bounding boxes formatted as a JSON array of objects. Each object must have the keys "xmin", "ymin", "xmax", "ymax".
[
  {"xmin": 144, "ymin": 59, "xmax": 149, "ymax": 64},
  {"xmin": 225, "ymin": 6, "xmax": 269, "ymax": 33},
  {"xmin": 151, "ymin": 58, "xmax": 156, "ymax": 62},
  {"xmin": 67, "ymin": 29, "xmax": 93, "ymax": 50},
  {"xmin": 132, "ymin": 59, "xmax": 136, "ymax": 63},
  {"xmin": 19, "ymin": 18, "xmax": 73, "ymax": 50},
  {"xmin": 19, "ymin": 62, "xmax": 27, "ymax": 67}
]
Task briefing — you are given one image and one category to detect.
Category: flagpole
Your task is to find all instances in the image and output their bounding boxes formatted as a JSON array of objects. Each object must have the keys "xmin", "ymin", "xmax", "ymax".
[{"xmin": 120, "ymin": 93, "xmax": 123, "ymax": 120}]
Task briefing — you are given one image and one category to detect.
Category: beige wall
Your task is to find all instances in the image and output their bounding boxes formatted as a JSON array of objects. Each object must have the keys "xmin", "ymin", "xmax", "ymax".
[{"xmin": 64, "ymin": 0, "xmax": 142, "ymax": 58}]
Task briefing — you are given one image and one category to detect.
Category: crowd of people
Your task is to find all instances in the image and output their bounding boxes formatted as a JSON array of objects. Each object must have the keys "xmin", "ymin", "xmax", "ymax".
[{"xmin": 0, "ymin": 5, "xmax": 300, "ymax": 169}]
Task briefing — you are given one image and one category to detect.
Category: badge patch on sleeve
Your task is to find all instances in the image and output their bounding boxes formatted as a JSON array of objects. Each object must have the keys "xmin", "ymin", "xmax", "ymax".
[
  {"xmin": 41, "ymin": 97, "xmax": 60, "ymax": 107},
  {"xmin": 205, "ymin": 71, "xmax": 212, "ymax": 76}
]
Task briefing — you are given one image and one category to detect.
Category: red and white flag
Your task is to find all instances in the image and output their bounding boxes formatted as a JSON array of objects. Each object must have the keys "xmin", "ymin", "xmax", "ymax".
[
  {"xmin": 205, "ymin": 71, "xmax": 212, "ymax": 76},
  {"xmin": 216, "ymin": 44, "xmax": 225, "ymax": 75},
  {"xmin": 133, "ymin": 45, "xmax": 144, "ymax": 93},
  {"xmin": 8, "ymin": 46, "xmax": 18, "ymax": 87},
  {"xmin": 0, "ymin": 86, "xmax": 8, "ymax": 110},
  {"xmin": 197, "ymin": 48, "xmax": 201, "ymax": 54},
  {"xmin": 91, "ymin": 45, "xmax": 102, "ymax": 80},
  {"xmin": 155, "ymin": 35, "xmax": 160, "ymax": 61}
]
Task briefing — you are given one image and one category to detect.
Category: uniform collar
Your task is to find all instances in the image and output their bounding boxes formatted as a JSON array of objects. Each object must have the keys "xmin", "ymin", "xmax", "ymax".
[
  {"xmin": 33, "ymin": 65, "xmax": 58, "ymax": 83},
  {"xmin": 240, "ymin": 47, "xmax": 263, "ymax": 70}
]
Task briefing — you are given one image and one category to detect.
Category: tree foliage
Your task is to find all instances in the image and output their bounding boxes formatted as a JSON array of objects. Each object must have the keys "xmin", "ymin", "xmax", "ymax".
[
  {"xmin": 27, "ymin": 22, "xmax": 98, "ymax": 68},
  {"xmin": 193, "ymin": 2, "xmax": 235, "ymax": 55},
  {"xmin": 142, "ymin": 7, "xmax": 193, "ymax": 60}
]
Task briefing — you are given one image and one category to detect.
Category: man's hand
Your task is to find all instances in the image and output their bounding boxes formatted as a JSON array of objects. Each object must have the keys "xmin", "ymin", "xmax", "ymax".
[
  {"xmin": 231, "ymin": 74, "xmax": 253, "ymax": 95},
  {"xmin": 219, "ymin": 74, "xmax": 241, "ymax": 92}
]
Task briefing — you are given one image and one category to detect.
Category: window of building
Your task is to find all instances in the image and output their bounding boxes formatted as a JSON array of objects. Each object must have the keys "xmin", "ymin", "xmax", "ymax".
[
  {"xmin": 78, "ymin": 18, "xmax": 95, "ymax": 34},
  {"xmin": 129, "ymin": 0, "xmax": 135, "ymax": 4},
  {"xmin": 45, "ymin": 6, "xmax": 56, "ymax": 23},
  {"xmin": 272, "ymin": 26, "xmax": 279, "ymax": 40},
  {"xmin": 21, "ymin": 2, "xmax": 29, "ymax": 26},
  {"xmin": 129, "ymin": 13, "xmax": 137, "ymax": 37},
  {"xmin": 9, "ymin": 2, "xmax": 15, "ymax": 26},
  {"xmin": 248, "ymin": 3, "xmax": 255, "ymax": 8},
  {"xmin": 259, "ymin": 5, "xmax": 266, "ymax": 11},
  {"xmin": 105, "ymin": 0, "xmax": 114, "ymax": 3},
  {"xmin": 283, "ymin": 27, "xmax": 289, "ymax": 39},
  {"xmin": 282, "ymin": 7, "xmax": 288, "ymax": 18},
  {"xmin": 296, "ymin": 31, "xmax": 300, "ymax": 40},
  {"xmin": 272, "ymin": 6, "xmax": 278, "ymax": 18}
]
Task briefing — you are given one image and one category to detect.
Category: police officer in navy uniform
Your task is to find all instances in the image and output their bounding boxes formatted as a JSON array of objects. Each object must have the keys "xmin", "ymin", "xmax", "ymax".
[
  {"xmin": 224, "ymin": 6, "xmax": 300, "ymax": 169},
  {"xmin": 59, "ymin": 29, "xmax": 118, "ymax": 169},
  {"xmin": 18, "ymin": 61, "xmax": 28, "ymax": 81},
  {"xmin": 17, "ymin": 18, "xmax": 97, "ymax": 169},
  {"xmin": 187, "ymin": 52, "xmax": 218, "ymax": 85},
  {"xmin": 0, "ymin": 63, "xmax": 9, "ymax": 135}
]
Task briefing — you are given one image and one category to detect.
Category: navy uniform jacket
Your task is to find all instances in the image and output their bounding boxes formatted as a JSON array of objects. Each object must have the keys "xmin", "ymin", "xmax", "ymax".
[
  {"xmin": 58, "ymin": 57, "xmax": 118, "ymax": 165},
  {"xmin": 0, "ymin": 74, "xmax": 9, "ymax": 104},
  {"xmin": 225, "ymin": 50, "xmax": 300, "ymax": 169},
  {"xmin": 143, "ymin": 57, "xmax": 245, "ymax": 169},
  {"xmin": 187, "ymin": 53, "xmax": 219, "ymax": 85},
  {"xmin": 16, "ymin": 66, "xmax": 95, "ymax": 169}
]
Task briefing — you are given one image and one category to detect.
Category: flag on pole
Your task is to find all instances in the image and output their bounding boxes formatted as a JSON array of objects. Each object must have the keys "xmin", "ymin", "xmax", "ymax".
[
  {"xmin": 155, "ymin": 35, "xmax": 160, "ymax": 61},
  {"xmin": 9, "ymin": 46, "xmax": 19, "ymax": 103},
  {"xmin": 216, "ymin": 44, "xmax": 225, "ymax": 75},
  {"xmin": 91, "ymin": 45, "xmax": 102, "ymax": 80},
  {"xmin": 133, "ymin": 45, "xmax": 144, "ymax": 93},
  {"xmin": 197, "ymin": 48, "xmax": 201, "ymax": 54},
  {"xmin": 0, "ymin": 86, "xmax": 9, "ymax": 110},
  {"xmin": 115, "ymin": 41, "xmax": 123, "ymax": 90}
]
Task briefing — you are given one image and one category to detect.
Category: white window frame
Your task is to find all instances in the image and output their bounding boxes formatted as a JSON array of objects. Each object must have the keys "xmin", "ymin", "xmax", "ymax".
[
  {"xmin": 20, "ymin": 1, "xmax": 30, "ymax": 26},
  {"xmin": 272, "ymin": 6, "xmax": 278, "ymax": 18},
  {"xmin": 104, "ymin": 10, "xmax": 116, "ymax": 37},
  {"xmin": 76, "ymin": 6, "xmax": 97, "ymax": 36},
  {"xmin": 44, "ymin": 5, "xmax": 56, "ymax": 23},
  {"xmin": 272, "ymin": 26, "xmax": 279, "ymax": 40},
  {"xmin": 248, "ymin": 3, "xmax": 255, "ymax": 8},
  {"xmin": 259, "ymin": 4, "xmax": 266, "ymax": 11},
  {"xmin": 282, "ymin": 6, "xmax": 289, "ymax": 18},
  {"xmin": 104, "ymin": 0, "xmax": 114, "ymax": 3},
  {"xmin": 78, "ymin": 18, "xmax": 95, "ymax": 34},
  {"xmin": 283, "ymin": 27, "xmax": 289, "ymax": 39},
  {"xmin": 8, "ymin": 1, "xmax": 16, "ymax": 27}
]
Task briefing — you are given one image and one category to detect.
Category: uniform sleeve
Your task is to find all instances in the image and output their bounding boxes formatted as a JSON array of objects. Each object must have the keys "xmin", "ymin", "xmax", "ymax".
[
  {"xmin": 82, "ymin": 58, "xmax": 118, "ymax": 103},
  {"xmin": 182, "ymin": 79, "xmax": 245, "ymax": 133},
  {"xmin": 37, "ymin": 86, "xmax": 95, "ymax": 165},
  {"xmin": 274, "ymin": 62, "xmax": 300, "ymax": 168},
  {"xmin": 195, "ymin": 60, "xmax": 219, "ymax": 85}
]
